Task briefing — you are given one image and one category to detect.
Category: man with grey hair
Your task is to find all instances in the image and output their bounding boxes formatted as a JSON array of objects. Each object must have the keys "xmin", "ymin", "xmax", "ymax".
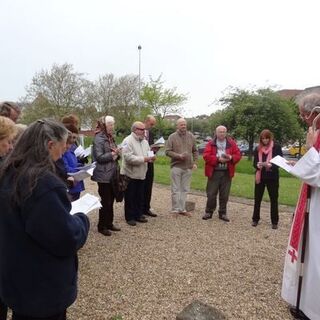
[
  {"xmin": 121, "ymin": 121, "xmax": 156, "ymax": 226},
  {"xmin": 281, "ymin": 92, "xmax": 320, "ymax": 320},
  {"xmin": 202, "ymin": 125, "xmax": 241, "ymax": 222},
  {"xmin": 165, "ymin": 118, "xmax": 198, "ymax": 215}
]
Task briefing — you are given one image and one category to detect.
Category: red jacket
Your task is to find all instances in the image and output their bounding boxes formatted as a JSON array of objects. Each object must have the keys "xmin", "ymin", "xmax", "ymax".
[{"xmin": 203, "ymin": 137, "xmax": 241, "ymax": 178}]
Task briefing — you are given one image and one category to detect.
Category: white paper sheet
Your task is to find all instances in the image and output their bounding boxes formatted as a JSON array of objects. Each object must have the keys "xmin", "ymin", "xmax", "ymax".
[
  {"xmin": 74, "ymin": 145, "xmax": 92, "ymax": 158},
  {"xmin": 270, "ymin": 155, "xmax": 294, "ymax": 173},
  {"xmin": 70, "ymin": 193, "xmax": 101, "ymax": 215},
  {"xmin": 68, "ymin": 167, "xmax": 94, "ymax": 181},
  {"xmin": 150, "ymin": 136, "xmax": 165, "ymax": 148}
]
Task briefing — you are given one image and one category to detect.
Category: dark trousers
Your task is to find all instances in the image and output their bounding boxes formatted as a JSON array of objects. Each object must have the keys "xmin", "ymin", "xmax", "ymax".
[
  {"xmin": 124, "ymin": 179, "xmax": 145, "ymax": 221},
  {"xmin": 12, "ymin": 310, "xmax": 66, "ymax": 320},
  {"xmin": 0, "ymin": 298, "xmax": 7, "ymax": 320},
  {"xmin": 143, "ymin": 163, "xmax": 154, "ymax": 214},
  {"xmin": 205, "ymin": 170, "xmax": 231, "ymax": 216},
  {"xmin": 252, "ymin": 179, "xmax": 279, "ymax": 225},
  {"xmin": 97, "ymin": 182, "xmax": 115, "ymax": 230}
]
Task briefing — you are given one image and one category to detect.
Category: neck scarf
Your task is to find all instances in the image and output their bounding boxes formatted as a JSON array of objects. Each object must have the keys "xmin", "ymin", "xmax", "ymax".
[{"xmin": 255, "ymin": 140, "xmax": 274, "ymax": 184}]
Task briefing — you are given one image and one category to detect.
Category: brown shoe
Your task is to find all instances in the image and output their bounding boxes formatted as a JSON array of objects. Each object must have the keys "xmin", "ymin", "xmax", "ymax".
[
  {"xmin": 252, "ymin": 221, "xmax": 258, "ymax": 227},
  {"xmin": 179, "ymin": 211, "xmax": 191, "ymax": 217}
]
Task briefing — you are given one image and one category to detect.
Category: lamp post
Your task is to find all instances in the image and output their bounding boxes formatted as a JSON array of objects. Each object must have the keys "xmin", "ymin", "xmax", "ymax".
[{"xmin": 138, "ymin": 45, "xmax": 142, "ymax": 117}]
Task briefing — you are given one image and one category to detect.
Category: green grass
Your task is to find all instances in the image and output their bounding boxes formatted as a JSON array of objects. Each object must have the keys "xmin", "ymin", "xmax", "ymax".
[{"xmin": 154, "ymin": 156, "xmax": 301, "ymax": 207}]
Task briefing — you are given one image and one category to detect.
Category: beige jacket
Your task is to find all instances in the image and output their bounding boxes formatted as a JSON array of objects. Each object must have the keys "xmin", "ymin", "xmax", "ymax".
[
  {"xmin": 165, "ymin": 130, "xmax": 198, "ymax": 169},
  {"xmin": 120, "ymin": 132, "xmax": 150, "ymax": 180}
]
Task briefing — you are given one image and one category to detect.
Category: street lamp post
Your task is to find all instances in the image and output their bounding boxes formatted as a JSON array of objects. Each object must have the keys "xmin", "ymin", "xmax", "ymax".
[{"xmin": 138, "ymin": 45, "xmax": 142, "ymax": 117}]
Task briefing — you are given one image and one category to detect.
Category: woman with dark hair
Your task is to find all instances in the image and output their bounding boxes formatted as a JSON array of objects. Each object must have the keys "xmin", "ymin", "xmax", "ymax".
[
  {"xmin": 251, "ymin": 129, "xmax": 282, "ymax": 229},
  {"xmin": 92, "ymin": 115, "xmax": 121, "ymax": 236},
  {"xmin": 0, "ymin": 119, "xmax": 90, "ymax": 320}
]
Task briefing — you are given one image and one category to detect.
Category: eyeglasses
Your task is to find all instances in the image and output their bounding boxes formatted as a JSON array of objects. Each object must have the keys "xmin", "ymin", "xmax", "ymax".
[{"xmin": 135, "ymin": 127, "xmax": 145, "ymax": 131}]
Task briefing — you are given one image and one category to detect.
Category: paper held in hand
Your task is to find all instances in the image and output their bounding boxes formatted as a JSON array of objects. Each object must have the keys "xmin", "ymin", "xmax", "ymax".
[
  {"xmin": 270, "ymin": 155, "xmax": 293, "ymax": 173},
  {"xmin": 70, "ymin": 193, "xmax": 101, "ymax": 215},
  {"xmin": 150, "ymin": 136, "xmax": 165, "ymax": 148},
  {"xmin": 74, "ymin": 145, "xmax": 92, "ymax": 158},
  {"xmin": 68, "ymin": 162, "xmax": 96, "ymax": 181}
]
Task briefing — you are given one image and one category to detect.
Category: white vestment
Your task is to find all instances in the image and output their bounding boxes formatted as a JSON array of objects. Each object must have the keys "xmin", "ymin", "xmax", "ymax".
[{"xmin": 282, "ymin": 147, "xmax": 320, "ymax": 320}]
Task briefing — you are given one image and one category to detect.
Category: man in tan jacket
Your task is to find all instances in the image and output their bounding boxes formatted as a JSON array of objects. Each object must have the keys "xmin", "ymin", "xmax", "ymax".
[
  {"xmin": 121, "ymin": 121, "xmax": 156, "ymax": 226},
  {"xmin": 165, "ymin": 118, "xmax": 198, "ymax": 215}
]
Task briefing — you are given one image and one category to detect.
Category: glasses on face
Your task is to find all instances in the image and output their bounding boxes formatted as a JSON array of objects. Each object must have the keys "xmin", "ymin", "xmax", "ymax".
[{"xmin": 136, "ymin": 127, "xmax": 145, "ymax": 131}]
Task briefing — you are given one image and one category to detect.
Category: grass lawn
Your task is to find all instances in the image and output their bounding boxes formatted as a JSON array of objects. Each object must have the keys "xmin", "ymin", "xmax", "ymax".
[{"xmin": 154, "ymin": 156, "xmax": 301, "ymax": 207}]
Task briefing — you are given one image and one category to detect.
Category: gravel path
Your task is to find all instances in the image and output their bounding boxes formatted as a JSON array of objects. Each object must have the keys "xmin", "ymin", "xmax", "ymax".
[{"xmin": 69, "ymin": 180, "xmax": 295, "ymax": 320}]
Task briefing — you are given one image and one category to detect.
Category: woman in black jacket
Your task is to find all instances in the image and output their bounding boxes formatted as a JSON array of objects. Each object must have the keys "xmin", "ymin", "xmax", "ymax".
[
  {"xmin": 0, "ymin": 119, "xmax": 90, "ymax": 320},
  {"xmin": 251, "ymin": 129, "xmax": 283, "ymax": 229},
  {"xmin": 92, "ymin": 115, "xmax": 121, "ymax": 236}
]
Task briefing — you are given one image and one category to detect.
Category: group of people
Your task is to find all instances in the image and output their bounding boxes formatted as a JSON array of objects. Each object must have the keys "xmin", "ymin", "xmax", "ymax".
[{"xmin": 1, "ymin": 91, "xmax": 320, "ymax": 319}]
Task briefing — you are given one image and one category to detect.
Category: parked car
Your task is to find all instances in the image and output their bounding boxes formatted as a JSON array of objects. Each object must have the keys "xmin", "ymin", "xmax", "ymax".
[
  {"xmin": 239, "ymin": 144, "xmax": 249, "ymax": 156},
  {"xmin": 289, "ymin": 144, "xmax": 306, "ymax": 158},
  {"xmin": 198, "ymin": 142, "xmax": 208, "ymax": 155},
  {"xmin": 282, "ymin": 145, "xmax": 290, "ymax": 156}
]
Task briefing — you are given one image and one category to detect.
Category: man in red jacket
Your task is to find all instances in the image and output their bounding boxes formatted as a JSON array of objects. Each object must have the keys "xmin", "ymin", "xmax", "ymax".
[{"xmin": 202, "ymin": 125, "xmax": 241, "ymax": 222}]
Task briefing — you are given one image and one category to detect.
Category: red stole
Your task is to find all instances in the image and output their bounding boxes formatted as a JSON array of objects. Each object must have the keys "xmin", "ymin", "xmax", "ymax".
[{"xmin": 288, "ymin": 136, "xmax": 320, "ymax": 262}]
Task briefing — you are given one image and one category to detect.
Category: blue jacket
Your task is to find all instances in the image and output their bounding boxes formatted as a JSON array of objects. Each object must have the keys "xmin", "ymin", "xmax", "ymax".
[
  {"xmin": 0, "ymin": 169, "xmax": 90, "ymax": 317},
  {"xmin": 62, "ymin": 146, "xmax": 85, "ymax": 194}
]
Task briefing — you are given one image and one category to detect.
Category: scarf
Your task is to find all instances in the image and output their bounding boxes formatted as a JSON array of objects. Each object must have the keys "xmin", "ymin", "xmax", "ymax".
[{"xmin": 255, "ymin": 140, "xmax": 274, "ymax": 184}]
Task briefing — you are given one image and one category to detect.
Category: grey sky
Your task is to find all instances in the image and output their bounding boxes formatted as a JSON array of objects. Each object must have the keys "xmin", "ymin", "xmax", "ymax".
[{"xmin": 1, "ymin": 0, "xmax": 319, "ymax": 116}]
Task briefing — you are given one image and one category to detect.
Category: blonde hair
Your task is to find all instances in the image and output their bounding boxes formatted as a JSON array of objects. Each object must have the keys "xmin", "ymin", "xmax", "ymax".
[{"xmin": 0, "ymin": 116, "xmax": 17, "ymax": 140}]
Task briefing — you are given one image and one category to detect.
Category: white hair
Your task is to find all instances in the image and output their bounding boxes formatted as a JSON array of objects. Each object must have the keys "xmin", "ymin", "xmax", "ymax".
[{"xmin": 105, "ymin": 115, "xmax": 115, "ymax": 125}]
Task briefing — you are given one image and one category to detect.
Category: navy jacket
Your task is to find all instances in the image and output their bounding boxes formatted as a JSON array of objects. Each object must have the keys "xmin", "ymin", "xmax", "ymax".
[{"xmin": 0, "ymin": 169, "xmax": 90, "ymax": 317}]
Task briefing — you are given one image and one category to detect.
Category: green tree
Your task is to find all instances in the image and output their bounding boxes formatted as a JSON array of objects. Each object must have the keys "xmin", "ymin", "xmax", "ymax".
[
  {"xmin": 213, "ymin": 88, "xmax": 302, "ymax": 159},
  {"xmin": 140, "ymin": 75, "xmax": 187, "ymax": 134}
]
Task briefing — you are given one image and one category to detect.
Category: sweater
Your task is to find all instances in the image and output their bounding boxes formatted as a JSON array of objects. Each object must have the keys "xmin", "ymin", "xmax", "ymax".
[{"xmin": 165, "ymin": 131, "xmax": 198, "ymax": 169}]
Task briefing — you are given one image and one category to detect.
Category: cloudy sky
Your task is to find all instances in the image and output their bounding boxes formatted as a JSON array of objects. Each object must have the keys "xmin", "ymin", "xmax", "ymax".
[{"xmin": 1, "ymin": 0, "xmax": 319, "ymax": 116}]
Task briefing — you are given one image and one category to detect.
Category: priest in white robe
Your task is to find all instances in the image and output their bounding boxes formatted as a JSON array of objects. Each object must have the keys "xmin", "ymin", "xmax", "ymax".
[{"xmin": 282, "ymin": 92, "xmax": 320, "ymax": 320}]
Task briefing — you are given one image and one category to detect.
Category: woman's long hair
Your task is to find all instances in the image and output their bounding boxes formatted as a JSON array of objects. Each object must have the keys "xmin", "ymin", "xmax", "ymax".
[{"xmin": 0, "ymin": 118, "xmax": 68, "ymax": 205}]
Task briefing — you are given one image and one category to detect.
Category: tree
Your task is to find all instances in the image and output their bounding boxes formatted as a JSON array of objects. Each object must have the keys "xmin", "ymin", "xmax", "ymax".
[
  {"xmin": 140, "ymin": 75, "xmax": 187, "ymax": 134},
  {"xmin": 213, "ymin": 88, "xmax": 302, "ymax": 159},
  {"xmin": 110, "ymin": 74, "xmax": 140, "ymax": 134},
  {"xmin": 21, "ymin": 63, "xmax": 95, "ymax": 125}
]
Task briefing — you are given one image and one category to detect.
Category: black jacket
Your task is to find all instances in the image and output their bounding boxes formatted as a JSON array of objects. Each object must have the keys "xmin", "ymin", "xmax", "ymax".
[{"xmin": 0, "ymin": 169, "xmax": 90, "ymax": 317}]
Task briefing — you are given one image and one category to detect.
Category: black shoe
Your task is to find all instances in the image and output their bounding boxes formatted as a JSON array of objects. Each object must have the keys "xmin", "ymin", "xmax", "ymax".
[
  {"xmin": 252, "ymin": 221, "xmax": 258, "ymax": 227},
  {"xmin": 219, "ymin": 215, "xmax": 230, "ymax": 222},
  {"xmin": 127, "ymin": 220, "xmax": 137, "ymax": 226},
  {"xmin": 145, "ymin": 210, "xmax": 157, "ymax": 217},
  {"xmin": 290, "ymin": 307, "xmax": 310, "ymax": 319},
  {"xmin": 136, "ymin": 216, "xmax": 148, "ymax": 223},
  {"xmin": 98, "ymin": 228, "xmax": 112, "ymax": 236},
  {"xmin": 108, "ymin": 224, "xmax": 121, "ymax": 231},
  {"xmin": 202, "ymin": 212, "xmax": 213, "ymax": 220},
  {"xmin": 272, "ymin": 224, "xmax": 278, "ymax": 229}
]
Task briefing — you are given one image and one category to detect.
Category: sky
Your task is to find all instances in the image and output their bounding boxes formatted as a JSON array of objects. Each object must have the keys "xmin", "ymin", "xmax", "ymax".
[{"xmin": 1, "ymin": 0, "xmax": 320, "ymax": 117}]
